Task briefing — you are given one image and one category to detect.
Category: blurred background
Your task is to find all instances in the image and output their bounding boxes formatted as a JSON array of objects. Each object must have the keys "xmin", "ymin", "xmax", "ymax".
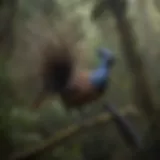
[{"xmin": 0, "ymin": 0, "xmax": 160, "ymax": 159}]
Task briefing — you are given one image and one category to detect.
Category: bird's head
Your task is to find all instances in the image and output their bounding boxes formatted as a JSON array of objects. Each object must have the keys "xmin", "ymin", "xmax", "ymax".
[{"xmin": 97, "ymin": 48, "xmax": 115, "ymax": 67}]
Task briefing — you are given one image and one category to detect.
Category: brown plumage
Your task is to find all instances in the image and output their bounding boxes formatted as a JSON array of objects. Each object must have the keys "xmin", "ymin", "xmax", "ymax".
[
  {"xmin": 32, "ymin": 40, "xmax": 74, "ymax": 109},
  {"xmin": 60, "ymin": 71, "xmax": 105, "ymax": 109},
  {"xmin": 60, "ymin": 48, "xmax": 115, "ymax": 110}
]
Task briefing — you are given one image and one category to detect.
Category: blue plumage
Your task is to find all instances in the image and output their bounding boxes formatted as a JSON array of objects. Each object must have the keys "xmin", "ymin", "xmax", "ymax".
[{"xmin": 90, "ymin": 48, "xmax": 115, "ymax": 89}]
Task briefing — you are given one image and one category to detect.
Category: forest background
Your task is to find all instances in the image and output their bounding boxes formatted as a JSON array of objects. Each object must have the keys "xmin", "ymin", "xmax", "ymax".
[{"xmin": 1, "ymin": 0, "xmax": 160, "ymax": 160}]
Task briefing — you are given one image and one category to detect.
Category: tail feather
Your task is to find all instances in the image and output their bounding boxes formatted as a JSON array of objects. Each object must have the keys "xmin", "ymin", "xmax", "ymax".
[
  {"xmin": 31, "ymin": 44, "xmax": 74, "ymax": 109},
  {"xmin": 41, "ymin": 42, "xmax": 74, "ymax": 93}
]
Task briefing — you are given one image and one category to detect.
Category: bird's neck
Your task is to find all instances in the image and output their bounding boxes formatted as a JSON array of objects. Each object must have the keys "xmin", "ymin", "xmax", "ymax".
[{"xmin": 89, "ymin": 59, "xmax": 110, "ymax": 90}]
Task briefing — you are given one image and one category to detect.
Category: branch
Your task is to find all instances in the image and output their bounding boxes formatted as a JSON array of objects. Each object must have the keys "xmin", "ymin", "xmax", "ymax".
[
  {"xmin": 105, "ymin": 104, "xmax": 142, "ymax": 149},
  {"xmin": 10, "ymin": 107, "xmax": 139, "ymax": 160}
]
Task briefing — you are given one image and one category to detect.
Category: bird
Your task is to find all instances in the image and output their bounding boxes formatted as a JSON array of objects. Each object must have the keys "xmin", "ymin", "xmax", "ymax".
[
  {"xmin": 31, "ymin": 46, "xmax": 115, "ymax": 111},
  {"xmin": 60, "ymin": 48, "xmax": 115, "ymax": 110}
]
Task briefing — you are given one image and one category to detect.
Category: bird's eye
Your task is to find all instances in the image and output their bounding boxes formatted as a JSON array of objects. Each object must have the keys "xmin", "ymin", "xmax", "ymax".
[{"xmin": 97, "ymin": 48, "xmax": 112, "ymax": 59}]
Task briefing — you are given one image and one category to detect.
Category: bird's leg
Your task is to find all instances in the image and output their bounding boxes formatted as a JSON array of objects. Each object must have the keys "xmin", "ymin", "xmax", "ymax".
[
  {"xmin": 64, "ymin": 105, "xmax": 88, "ymax": 125},
  {"xmin": 66, "ymin": 107, "xmax": 83, "ymax": 125},
  {"xmin": 74, "ymin": 107, "xmax": 91, "ymax": 125}
]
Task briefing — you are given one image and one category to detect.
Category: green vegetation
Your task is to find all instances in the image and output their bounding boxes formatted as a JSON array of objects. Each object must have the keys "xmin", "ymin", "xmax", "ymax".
[{"xmin": 0, "ymin": 0, "xmax": 160, "ymax": 160}]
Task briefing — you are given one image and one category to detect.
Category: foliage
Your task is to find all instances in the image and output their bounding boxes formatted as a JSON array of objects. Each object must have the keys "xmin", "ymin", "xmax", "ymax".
[{"xmin": 0, "ymin": 0, "xmax": 160, "ymax": 160}]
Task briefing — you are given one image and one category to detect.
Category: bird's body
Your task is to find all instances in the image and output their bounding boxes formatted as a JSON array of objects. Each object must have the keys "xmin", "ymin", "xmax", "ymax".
[
  {"xmin": 32, "ymin": 47, "xmax": 115, "ymax": 109},
  {"xmin": 60, "ymin": 71, "xmax": 104, "ymax": 108},
  {"xmin": 60, "ymin": 48, "xmax": 115, "ymax": 109}
]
